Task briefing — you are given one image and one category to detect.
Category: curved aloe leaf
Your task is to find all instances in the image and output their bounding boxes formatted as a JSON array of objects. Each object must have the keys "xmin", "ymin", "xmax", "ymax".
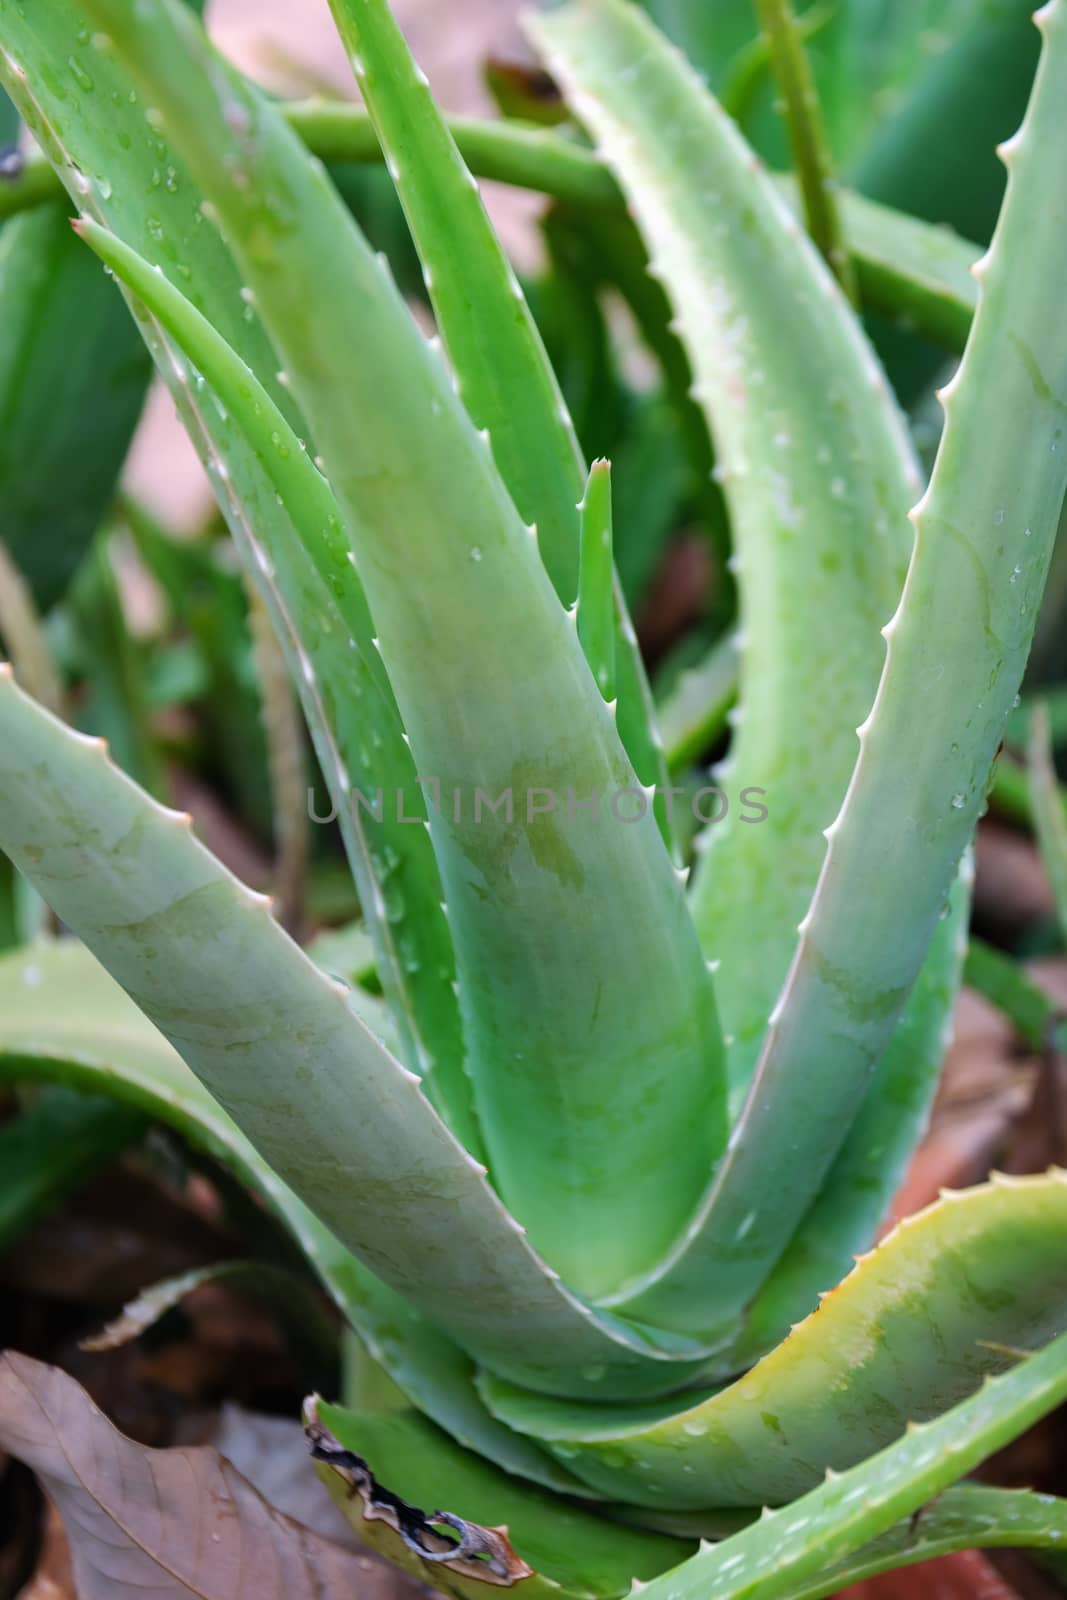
[
  {"xmin": 533, "ymin": 0, "xmax": 917, "ymax": 1100},
  {"xmin": 321, "ymin": 0, "xmax": 671, "ymax": 834},
  {"xmin": 709, "ymin": 0, "xmax": 1067, "ymax": 1327},
  {"xmin": 659, "ymin": 644, "xmax": 970, "ymax": 1350},
  {"xmin": 0, "ymin": 676, "xmax": 713, "ymax": 1397},
  {"xmin": 69, "ymin": 218, "xmax": 475, "ymax": 1145},
  {"xmin": 310, "ymin": 1403, "xmax": 692, "ymax": 1600},
  {"xmin": 731, "ymin": 853, "xmax": 972, "ymax": 1367},
  {"xmin": 313, "ymin": 1411, "xmax": 1067, "ymax": 1600},
  {"xmin": 482, "ymin": 1171, "xmax": 1067, "ymax": 1509},
  {"xmin": 0, "ymin": 0, "xmax": 472, "ymax": 1140},
  {"xmin": 315, "ymin": 1351, "xmax": 1067, "ymax": 1600},
  {"xmin": 531, "ymin": 0, "xmax": 933, "ymax": 1335},
  {"xmin": 537, "ymin": 0, "xmax": 1067, "ymax": 1335},
  {"xmin": 628, "ymin": 1319, "xmax": 1067, "ymax": 1600},
  {"xmin": 786, "ymin": 1485, "xmax": 1067, "ymax": 1600},
  {"xmin": 0, "ymin": 938, "xmax": 617, "ymax": 1494},
  {"xmin": 74, "ymin": 0, "xmax": 726, "ymax": 1307}
]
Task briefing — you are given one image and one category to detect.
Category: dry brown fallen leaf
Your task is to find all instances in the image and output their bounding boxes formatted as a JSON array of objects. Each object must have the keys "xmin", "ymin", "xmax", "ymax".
[{"xmin": 0, "ymin": 1351, "xmax": 415, "ymax": 1600}]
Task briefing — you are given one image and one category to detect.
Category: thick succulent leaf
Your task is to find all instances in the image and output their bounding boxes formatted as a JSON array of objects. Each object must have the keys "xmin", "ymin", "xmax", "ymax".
[
  {"xmin": 309, "ymin": 1401, "xmax": 692, "ymax": 1600},
  {"xmin": 730, "ymin": 853, "xmax": 972, "ymax": 1367},
  {"xmin": 323, "ymin": 0, "xmax": 670, "ymax": 833},
  {"xmin": 0, "ymin": 1084, "xmax": 141, "ymax": 1250},
  {"xmin": 0, "ymin": 204, "xmax": 148, "ymax": 610},
  {"xmin": 0, "ymin": 939, "xmax": 608, "ymax": 1490},
  {"xmin": 0, "ymin": 678, "xmax": 711, "ymax": 1397},
  {"xmin": 786, "ymin": 1485, "xmax": 1067, "ymax": 1600},
  {"xmin": 627, "ymin": 1320, "xmax": 1067, "ymax": 1600},
  {"xmin": 481, "ymin": 1172, "xmax": 1067, "ymax": 1509},
  {"xmin": 0, "ymin": 0, "xmax": 475, "ymax": 1135},
  {"xmin": 532, "ymin": 0, "xmax": 928, "ymax": 1337},
  {"xmin": 689, "ymin": 0, "xmax": 1067, "ymax": 1328},
  {"xmin": 634, "ymin": 0, "xmax": 755, "ymax": 92},
  {"xmin": 75, "ymin": 0, "xmax": 727, "ymax": 1308},
  {"xmin": 0, "ymin": 1352, "xmax": 375, "ymax": 1600},
  {"xmin": 72, "ymin": 219, "xmax": 475, "ymax": 1143},
  {"xmin": 533, "ymin": 0, "xmax": 917, "ymax": 1099}
]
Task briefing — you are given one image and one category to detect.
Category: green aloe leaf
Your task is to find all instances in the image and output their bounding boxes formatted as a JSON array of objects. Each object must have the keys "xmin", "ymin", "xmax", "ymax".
[
  {"xmin": 535, "ymin": 0, "xmax": 1067, "ymax": 1336},
  {"xmin": 0, "ymin": 675, "xmax": 711, "ymax": 1397},
  {"xmin": 312, "ymin": 1402, "xmax": 1067, "ymax": 1600},
  {"xmin": 731, "ymin": 854, "xmax": 972, "ymax": 1367},
  {"xmin": 0, "ymin": 0, "xmax": 471, "ymax": 1133},
  {"xmin": 321, "ymin": 0, "xmax": 671, "ymax": 832},
  {"xmin": 531, "ymin": 0, "xmax": 938, "ymax": 1340},
  {"xmin": 310, "ymin": 1403, "xmax": 692, "ymax": 1600},
  {"xmin": 532, "ymin": 0, "xmax": 917, "ymax": 1104},
  {"xmin": 70, "ymin": 217, "xmax": 475, "ymax": 1145},
  {"xmin": 628, "ymin": 1318, "xmax": 1067, "ymax": 1600},
  {"xmin": 72, "ymin": 0, "xmax": 726, "ymax": 1308},
  {"xmin": 482, "ymin": 1172, "xmax": 1067, "ymax": 1509},
  {"xmin": 0, "ymin": 937, "xmax": 609, "ymax": 1492},
  {"xmin": 785, "ymin": 1484, "xmax": 1067, "ymax": 1600}
]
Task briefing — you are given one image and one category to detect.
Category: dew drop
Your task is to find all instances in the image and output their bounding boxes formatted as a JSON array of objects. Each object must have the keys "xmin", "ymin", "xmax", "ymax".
[{"xmin": 68, "ymin": 57, "xmax": 94, "ymax": 92}]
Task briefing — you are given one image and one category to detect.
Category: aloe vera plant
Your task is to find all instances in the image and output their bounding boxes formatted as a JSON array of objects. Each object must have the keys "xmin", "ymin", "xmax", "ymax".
[{"xmin": 2, "ymin": 0, "xmax": 1067, "ymax": 1592}]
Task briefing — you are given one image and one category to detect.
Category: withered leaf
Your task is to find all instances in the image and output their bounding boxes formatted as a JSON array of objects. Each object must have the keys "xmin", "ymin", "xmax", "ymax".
[
  {"xmin": 0, "ymin": 1351, "xmax": 407, "ymax": 1600},
  {"xmin": 305, "ymin": 1395, "xmax": 534, "ymax": 1592}
]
